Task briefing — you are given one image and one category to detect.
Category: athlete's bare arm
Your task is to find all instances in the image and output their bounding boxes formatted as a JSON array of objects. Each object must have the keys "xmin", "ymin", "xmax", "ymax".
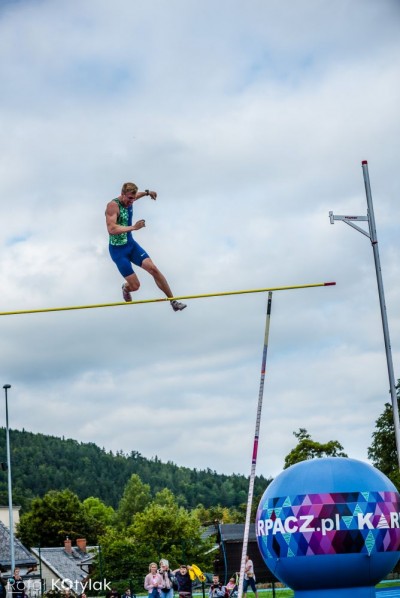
[
  {"xmin": 105, "ymin": 201, "xmax": 145, "ymax": 235},
  {"xmin": 135, "ymin": 190, "xmax": 158, "ymax": 201}
]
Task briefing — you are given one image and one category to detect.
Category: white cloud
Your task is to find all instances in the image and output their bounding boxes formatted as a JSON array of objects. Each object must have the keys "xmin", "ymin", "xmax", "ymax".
[{"xmin": 0, "ymin": 0, "xmax": 399, "ymax": 485}]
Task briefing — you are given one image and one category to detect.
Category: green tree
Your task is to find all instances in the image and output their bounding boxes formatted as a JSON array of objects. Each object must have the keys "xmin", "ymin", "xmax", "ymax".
[
  {"xmin": 193, "ymin": 504, "xmax": 244, "ymax": 525},
  {"xmin": 93, "ymin": 489, "xmax": 213, "ymax": 585},
  {"xmin": 17, "ymin": 489, "xmax": 100, "ymax": 547},
  {"xmin": 116, "ymin": 474, "xmax": 151, "ymax": 528},
  {"xmin": 284, "ymin": 428, "xmax": 347, "ymax": 469},
  {"xmin": 130, "ymin": 488, "xmax": 213, "ymax": 569},
  {"xmin": 368, "ymin": 381, "xmax": 400, "ymax": 488},
  {"xmin": 94, "ymin": 527, "xmax": 137, "ymax": 582},
  {"xmin": 83, "ymin": 496, "xmax": 115, "ymax": 525}
]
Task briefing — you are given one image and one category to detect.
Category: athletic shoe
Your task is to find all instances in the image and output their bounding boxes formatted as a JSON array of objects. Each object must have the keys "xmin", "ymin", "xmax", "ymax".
[
  {"xmin": 122, "ymin": 283, "xmax": 132, "ymax": 302},
  {"xmin": 171, "ymin": 300, "xmax": 187, "ymax": 312}
]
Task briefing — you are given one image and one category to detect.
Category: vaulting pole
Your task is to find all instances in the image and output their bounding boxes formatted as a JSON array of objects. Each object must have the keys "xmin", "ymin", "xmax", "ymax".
[
  {"xmin": 0, "ymin": 282, "xmax": 335, "ymax": 317},
  {"xmin": 237, "ymin": 292, "xmax": 273, "ymax": 598}
]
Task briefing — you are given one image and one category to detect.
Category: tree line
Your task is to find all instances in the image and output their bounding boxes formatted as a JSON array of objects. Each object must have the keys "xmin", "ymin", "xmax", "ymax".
[
  {"xmin": 1, "ymin": 379, "xmax": 399, "ymax": 516},
  {"xmin": 0, "ymin": 428, "xmax": 271, "ymax": 512},
  {"xmin": 1, "ymin": 379, "xmax": 398, "ymax": 516}
]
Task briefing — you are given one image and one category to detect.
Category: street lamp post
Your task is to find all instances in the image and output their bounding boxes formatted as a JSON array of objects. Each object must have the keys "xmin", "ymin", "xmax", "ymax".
[{"xmin": 3, "ymin": 384, "xmax": 15, "ymax": 573}]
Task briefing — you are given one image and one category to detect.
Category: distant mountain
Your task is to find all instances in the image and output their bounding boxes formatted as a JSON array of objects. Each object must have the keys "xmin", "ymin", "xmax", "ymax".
[{"xmin": 0, "ymin": 428, "xmax": 270, "ymax": 511}]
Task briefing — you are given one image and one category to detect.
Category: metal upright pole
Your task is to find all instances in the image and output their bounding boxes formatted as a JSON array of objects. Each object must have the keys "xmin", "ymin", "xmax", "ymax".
[
  {"xmin": 329, "ymin": 162, "xmax": 400, "ymax": 469},
  {"xmin": 237, "ymin": 292, "xmax": 273, "ymax": 598},
  {"xmin": 3, "ymin": 384, "xmax": 15, "ymax": 572},
  {"xmin": 361, "ymin": 161, "xmax": 400, "ymax": 469}
]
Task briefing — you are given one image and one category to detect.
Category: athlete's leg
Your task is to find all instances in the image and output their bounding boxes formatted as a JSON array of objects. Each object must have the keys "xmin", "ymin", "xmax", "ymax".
[
  {"xmin": 140, "ymin": 258, "xmax": 186, "ymax": 311},
  {"xmin": 140, "ymin": 258, "xmax": 174, "ymax": 298},
  {"xmin": 124, "ymin": 272, "xmax": 141, "ymax": 292},
  {"xmin": 121, "ymin": 273, "xmax": 140, "ymax": 302}
]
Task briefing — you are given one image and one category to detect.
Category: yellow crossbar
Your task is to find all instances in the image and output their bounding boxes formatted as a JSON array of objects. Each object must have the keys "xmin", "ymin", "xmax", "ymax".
[{"xmin": 0, "ymin": 282, "xmax": 336, "ymax": 317}]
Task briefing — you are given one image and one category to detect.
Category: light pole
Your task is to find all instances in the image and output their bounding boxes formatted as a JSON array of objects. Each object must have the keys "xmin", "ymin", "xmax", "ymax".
[{"xmin": 3, "ymin": 384, "xmax": 15, "ymax": 573}]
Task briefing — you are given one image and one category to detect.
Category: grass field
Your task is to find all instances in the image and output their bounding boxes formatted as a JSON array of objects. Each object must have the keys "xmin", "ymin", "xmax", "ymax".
[{"xmin": 134, "ymin": 579, "xmax": 400, "ymax": 598}]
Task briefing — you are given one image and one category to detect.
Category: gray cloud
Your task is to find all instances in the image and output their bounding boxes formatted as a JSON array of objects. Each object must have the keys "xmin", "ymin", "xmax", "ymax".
[{"xmin": 0, "ymin": 0, "xmax": 399, "ymax": 480}]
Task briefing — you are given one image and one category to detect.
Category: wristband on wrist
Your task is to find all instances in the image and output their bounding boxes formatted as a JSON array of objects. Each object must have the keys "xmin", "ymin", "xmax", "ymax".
[{"xmin": 145, "ymin": 189, "xmax": 150, "ymax": 196}]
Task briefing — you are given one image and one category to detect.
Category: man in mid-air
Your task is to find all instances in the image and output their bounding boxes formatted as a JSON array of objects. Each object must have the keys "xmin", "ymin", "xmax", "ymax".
[{"xmin": 106, "ymin": 182, "xmax": 186, "ymax": 312}]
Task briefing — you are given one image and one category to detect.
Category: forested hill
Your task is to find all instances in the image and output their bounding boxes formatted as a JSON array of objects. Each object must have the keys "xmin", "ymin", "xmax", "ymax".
[{"xmin": 0, "ymin": 428, "xmax": 270, "ymax": 511}]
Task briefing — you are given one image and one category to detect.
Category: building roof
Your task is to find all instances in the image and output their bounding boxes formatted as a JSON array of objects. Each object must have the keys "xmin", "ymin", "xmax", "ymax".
[
  {"xmin": 0, "ymin": 520, "xmax": 37, "ymax": 569},
  {"xmin": 218, "ymin": 524, "xmax": 257, "ymax": 543},
  {"xmin": 200, "ymin": 524, "xmax": 218, "ymax": 540},
  {"xmin": 30, "ymin": 544, "xmax": 97, "ymax": 589}
]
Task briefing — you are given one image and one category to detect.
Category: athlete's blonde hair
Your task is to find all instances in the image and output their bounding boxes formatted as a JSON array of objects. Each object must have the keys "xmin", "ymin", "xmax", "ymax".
[{"xmin": 121, "ymin": 182, "xmax": 138, "ymax": 195}]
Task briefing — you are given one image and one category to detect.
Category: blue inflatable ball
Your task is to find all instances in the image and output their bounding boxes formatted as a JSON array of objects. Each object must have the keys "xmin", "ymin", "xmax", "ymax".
[{"xmin": 256, "ymin": 458, "xmax": 400, "ymax": 593}]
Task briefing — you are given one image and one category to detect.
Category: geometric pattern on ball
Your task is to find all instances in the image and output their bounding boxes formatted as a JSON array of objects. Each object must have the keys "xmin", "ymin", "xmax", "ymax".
[{"xmin": 257, "ymin": 491, "xmax": 400, "ymax": 558}]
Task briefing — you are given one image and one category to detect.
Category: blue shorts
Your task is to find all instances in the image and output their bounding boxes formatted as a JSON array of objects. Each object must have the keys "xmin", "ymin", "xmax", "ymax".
[
  {"xmin": 243, "ymin": 578, "xmax": 256, "ymax": 593},
  {"xmin": 109, "ymin": 238, "xmax": 150, "ymax": 277}
]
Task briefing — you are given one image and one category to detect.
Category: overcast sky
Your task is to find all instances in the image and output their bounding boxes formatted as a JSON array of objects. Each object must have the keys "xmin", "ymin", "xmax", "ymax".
[{"xmin": 0, "ymin": 0, "xmax": 399, "ymax": 484}]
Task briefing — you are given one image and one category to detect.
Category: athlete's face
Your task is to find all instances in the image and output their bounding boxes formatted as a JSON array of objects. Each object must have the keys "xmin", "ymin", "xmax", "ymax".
[{"xmin": 122, "ymin": 191, "xmax": 136, "ymax": 206}]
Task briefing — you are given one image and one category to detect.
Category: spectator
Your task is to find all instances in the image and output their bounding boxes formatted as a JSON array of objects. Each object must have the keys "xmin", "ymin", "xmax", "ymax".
[
  {"xmin": 159, "ymin": 559, "xmax": 173, "ymax": 598},
  {"xmin": 172, "ymin": 565, "xmax": 194, "ymax": 598},
  {"xmin": 11, "ymin": 569, "xmax": 25, "ymax": 598},
  {"xmin": 144, "ymin": 563, "xmax": 163, "ymax": 598},
  {"xmin": 209, "ymin": 575, "xmax": 227, "ymax": 598},
  {"xmin": 225, "ymin": 578, "xmax": 237, "ymax": 596},
  {"xmin": 243, "ymin": 556, "xmax": 258, "ymax": 598}
]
